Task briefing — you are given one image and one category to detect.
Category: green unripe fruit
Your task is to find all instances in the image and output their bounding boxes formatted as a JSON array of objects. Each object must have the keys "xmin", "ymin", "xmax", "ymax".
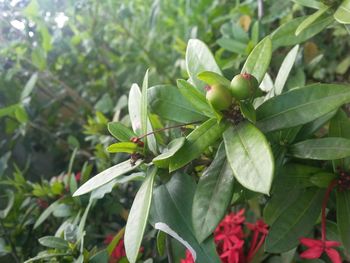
[
  {"xmin": 229, "ymin": 73, "xmax": 259, "ymax": 100},
  {"xmin": 205, "ymin": 84, "xmax": 232, "ymax": 111}
]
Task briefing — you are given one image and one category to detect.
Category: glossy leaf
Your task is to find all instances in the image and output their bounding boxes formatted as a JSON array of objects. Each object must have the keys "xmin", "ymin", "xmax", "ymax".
[
  {"xmin": 108, "ymin": 122, "xmax": 136, "ymax": 142},
  {"xmin": 148, "ymin": 84, "xmax": 206, "ymax": 123},
  {"xmin": 152, "ymin": 137, "xmax": 185, "ymax": 168},
  {"xmin": 334, "ymin": 0, "xmax": 350, "ymax": 24},
  {"xmin": 271, "ymin": 15, "xmax": 333, "ymax": 49},
  {"xmin": 128, "ymin": 84, "xmax": 157, "ymax": 153},
  {"xmin": 169, "ymin": 118, "xmax": 228, "ymax": 172},
  {"xmin": 192, "ymin": 143, "xmax": 234, "ymax": 243},
  {"xmin": 186, "ymin": 39, "xmax": 222, "ymax": 93},
  {"xmin": 241, "ymin": 36, "xmax": 272, "ymax": 84},
  {"xmin": 73, "ymin": 160, "xmax": 143, "ymax": 196},
  {"xmin": 239, "ymin": 101, "xmax": 256, "ymax": 123},
  {"xmin": 197, "ymin": 71, "xmax": 231, "ymax": 87},
  {"xmin": 34, "ymin": 200, "xmax": 60, "ymax": 229},
  {"xmin": 107, "ymin": 142, "xmax": 140, "ymax": 154},
  {"xmin": 141, "ymin": 69, "xmax": 149, "ymax": 149},
  {"xmin": 125, "ymin": 167, "xmax": 157, "ymax": 263},
  {"xmin": 256, "ymin": 84, "xmax": 350, "ymax": 132},
  {"xmin": 177, "ymin": 79, "xmax": 215, "ymax": 118},
  {"xmin": 223, "ymin": 122, "xmax": 274, "ymax": 195},
  {"xmin": 149, "ymin": 173, "xmax": 221, "ymax": 263},
  {"xmin": 336, "ymin": 190, "xmax": 350, "ymax": 257},
  {"xmin": 289, "ymin": 137, "xmax": 350, "ymax": 160},
  {"xmin": 296, "ymin": 7, "xmax": 330, "ymax": 36},
  {"xmin": 274, "ymin": 45, "xmax": 299, "ymax": 95},
  {"xmin": 265, "ymin": 188, "xmax": 324, "ymax": 253},
  {"xmin": 38, "ymin": 236, "xmax": 69, "ymax": 250},
  {"xmin": 292, "ymin": 0, "xmax": 326, "ymax": 9}
]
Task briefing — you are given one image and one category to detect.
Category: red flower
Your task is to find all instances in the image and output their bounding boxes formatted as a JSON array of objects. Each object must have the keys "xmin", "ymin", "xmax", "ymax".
[
  {"xmin": 180, "ymin": 250, "xmax": 194, "ymax": 263},
  {"xmin": 75, "ymin": 172, "xmax": 81, "ymax": 181},
  {"xmin": 300, "ymin": 238, "xmax": 342, "ymax": 263},
  {"xmin": 219, "ymin": 235, "xmax": 244, "ymax": 263}
]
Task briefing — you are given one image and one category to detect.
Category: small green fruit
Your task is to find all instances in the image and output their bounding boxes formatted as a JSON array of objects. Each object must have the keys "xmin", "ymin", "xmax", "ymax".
[
  {"xmin": 205, "ymin": 84, "xmax": 232, "ymax": 111},
  {"xmin": 229, "ymin": 73, "xmax": 259, "ymax": 100}
]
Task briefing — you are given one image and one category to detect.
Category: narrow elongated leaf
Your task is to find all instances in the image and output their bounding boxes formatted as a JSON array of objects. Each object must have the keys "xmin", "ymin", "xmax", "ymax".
[
  {"xmin": 336, "ymin": 190, "xmax": 350, "ymax": 257},
  {"xmin": 177, "ymin": 79, "xmax": 215, "ymax": 118},
  {"xmin": 217, "ymin": 37, "xmax": 247, "ymax": 54},
  {"xmin": 152, "ymin": 137, "xmax": 185, "ymax": 168},
  {"xmin": 223, "ymin": 122, "xmax": 274, "ymax": 195},
  {"xmin": 149, "ymin": 173, "xmax": 221, "ymax": 263},
  {"xmin": 38, "ymin": 236, "xmax": 69, "ymax": 250},
  {"xmin": 125, "ymin": 167, "xmax": 157, "ymax": 263},
  {"xmin": 169, "ymin": 119, "xmax": 228, "ymax": 172},
  {"xmin": 274, "ymin": 45, "xmax": 299, "ymax": 95},
  {"xmin": 128, "ymin": 84, "xmax": 157, "ymax": 153},
  {"xmin": 296, "ymin": 7, "xmax": 330, "ymax": 35},
  {"xmin": 271, "ymin": 15, "xmax": 333, "ymax": 49},
  {"xmin": 21, "ymin": 73, "xmax": 38, "ymax": 100},
  {"xmin": 334, "ymin": 0, "xmax": 350, "ymax": 24},
  {"xmin": 107, "ymin": 142, "xmax": 140, "ymax": 154},
  {"xmin": 186, "ymin": 39, "xmax": 222, "ymax": 93},
  {"xmin": 329, "ymin": 109, "xmax": 350, "ymax": 169},
  {"xmin": 73, "ymin": 160, "xmax": 143, "ymax": 196},
  {"xmin": 141, "ymin": 70, "xmax": 149, "ymax": 149},
  {"xmin": 34, "ymin": 200, "xmax": 60, "ymax": 229},
  {"xmin": 256, "ymin": 84, "xmax": 350, "ymax": 132},
  {"xmin": 292, "ymin": 0, "xmax": 326, "ymax": 9},
  {"xmin": 192, "ymin": 143, "xmax": 234, "ymax": 243},
  {"xmin": 289, "ymin": 138, "xmax": 350, "ymax": 160},
  {"xmin": 265, "ymin": 188, "xmax": 324, "ymax": 253},
  {"xmin": 148, "ymin": 85, "xmax": 206, "ymax": 123},
  {"xmin": 241, "ymin": 37, "xmax": 272, "ymax": 84},
  {"xmin": 108, "ymin": 122, "xmax": 136, "ymax": 142},
  {"xmin": 107, "ymin": 228, "xmax": 125, "ymax": 256}
]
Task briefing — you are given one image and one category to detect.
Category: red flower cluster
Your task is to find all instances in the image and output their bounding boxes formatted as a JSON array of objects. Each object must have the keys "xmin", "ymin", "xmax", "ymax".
[
  {"xmin": 104, "ymin": 235, "xmax": 126, "ymax": 263},
  {"xmin": 181, "ymin": 209, "xmax": 269, "ymax": 263}
]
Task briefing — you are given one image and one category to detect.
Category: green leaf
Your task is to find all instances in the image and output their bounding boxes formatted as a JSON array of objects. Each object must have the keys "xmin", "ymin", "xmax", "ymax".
[
  {"xmin": 24, "ymin": 252, "xmax": 71, "ymax": 263},
  {"xmin": 149, "ymin": 173, "xmax": 221, "ymax": 263},
  {"xmin": 169, "ymin": 118, "xmax": 228, "ymax": 172},
  {"xmin": 148, "ymin": 84, "xmax": 206, "ymax": 123},
  {"xmin": 336, "ymin": 190, "xmax": 350, "ymax": 257},
  {"xmin": 329, "ymin": 109, "xmax": 350, "ymax": 169},
  {"xmin": 334, "ymin": 0, "xmax": 350, "ymax": 24},
  {"xmin": 216, "ymin": 37, "xmax": 247, "ymax": 55},
  {"xmin": 289, "ymin": 137, "xmax": 350, "ymax": 160},
  {"xmin": 128, "ymin": 84, "xmax": 157, "ymax": 153},
  {"xmin": 296, "ymin": 7, "xmax": 330, "ymax": 36},
  {"xmin": 223, "ymin": 122, "xmax": 274, "ymax": 195},
  {"xmin": 292, "ymin": 0, "xmax": 326, "ymax": 9},
  {"xmin": 0, "ymin": 190, "xmax": 14, "ymax": 219},
  {"xmin": 265, "ymin": 188, "xmax": 324, "ymax": 253},
  {"xmin": 34, "ymin": 200, "xmax": 60, "ymax": 229},
  {"xmin": 73, "ymin": 160, "xmax": 143, "ymax": 196},
  {"xmin": 107, "ymin": 142, "xmax": 140, "ymax": 154},
  {"xmin": 192, "ymin": 143, "xmax": 234, "ymax": 243},
  {"xmin": 156, "ymin": 231, "xmax": 166, "ymax": 256},
  {"xmin": 186, "ymin": 39, "xmax": 222, "ymax": 93},
  {"xmin": 241, "ymin": 36, "xmax": 272, "ymax": 84},
  {"xmin": 38, "ymin": 236, "xmax": 69, "ymax": 250},
  {"xmin": 125, "ymin": 167, "xmax": 157, "ymax": 263},
  {"xmin": 274, "ymin": 45, "xmax": 299, "ymax": 95},
  {"xmin": 107, "ymin": 228, "xmax": 125, "ymax": 256},
  {"xmin": 108, "ymin": 122, "xmax": 136, "ymax": 142},
  {"xmin": 15, "ymin": 106, "xmax": 28, "ymax": 123},
  {"xmin": 141, "ymin": 69, "xmax": 149, "ymax": 150},
  {"xmin": 177, "ymin": 79, "xmax": 215, "ymax": 118},
  {"xmin": 239, "ymin": 101, "xmax": 256, "ymax": 123},
  {"xmin": 21, "ymin": 73, "xmax": 38, "ymax": 100},
  {"xmin": 256, "ymin": 84, "xmax": 350, "ymax": 132},
  {"xmin": 152, "ymin": 137, "xmax": 185, "ymax": 168},
  {"xmin": 89, "ymin": 250, "xmax": 108, "ymax": 263},
  {"xmin": 197, "ymin": 71, "xmax": 231, "ymax": 87},
  {"xmin": 271, "ymin": 15, "xmax": 333, "ymax": 49}
]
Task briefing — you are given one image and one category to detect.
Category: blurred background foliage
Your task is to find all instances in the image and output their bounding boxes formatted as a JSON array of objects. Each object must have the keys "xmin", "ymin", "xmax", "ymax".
[{"xmin": 0, "ymin": 0, "xmax": 350, "ymax": 262}]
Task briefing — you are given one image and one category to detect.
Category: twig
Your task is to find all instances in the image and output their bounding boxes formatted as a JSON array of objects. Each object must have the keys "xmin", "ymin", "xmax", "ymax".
[{"xmin": 257, "ymin": 0, "xmax": 264, "ymax": 19}]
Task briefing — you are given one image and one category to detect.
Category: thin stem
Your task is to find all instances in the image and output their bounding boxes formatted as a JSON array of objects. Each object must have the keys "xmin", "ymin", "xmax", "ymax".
[
  {"xmin": 321, "ymin": 180, "xmax": 338, "ymax": 242},
  {"xmin": 257, "ymin": 0, "xmax": 264, "ymax": 19},
  {"xmin": 137, "ymin": 121, "xmax": 201, "ymax": 140}
]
